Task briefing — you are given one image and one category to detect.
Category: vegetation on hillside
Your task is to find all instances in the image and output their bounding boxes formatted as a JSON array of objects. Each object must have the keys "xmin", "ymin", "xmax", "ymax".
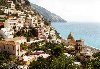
[
  {"xmin": 0, "ymin": 0, "xmax": 8, "ymax": 6},
  {"xmin": 0, "ymin": 52, "xmax": 16, "ymax": 68},
  {"xmin": 15, "ymin": 27, "xmax": 38, "ymax": 38},
  {"xmin": 29, "ymin": 54, "xmax": 80, "ymax": 69},
  {"xmin": 29, "ymin": 41, "xmax": 80, "ymax": 69},
  {"xmin": 85, "ymin": 52, "xmax": 100, "ymax": 69}
]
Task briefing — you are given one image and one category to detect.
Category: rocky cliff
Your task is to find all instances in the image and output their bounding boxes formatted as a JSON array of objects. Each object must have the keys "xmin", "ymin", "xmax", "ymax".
[{"xmin": 31, "ymin": 3, "xmax": 67, "ymax": 22}]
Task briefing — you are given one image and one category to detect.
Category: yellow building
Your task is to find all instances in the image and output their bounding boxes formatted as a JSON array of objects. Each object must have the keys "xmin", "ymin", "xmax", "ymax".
[
  {"xmin": 0, "ymin": 41, "xmax": 20, "ymax": 56},
  {"xmin": 0, "ymin": 37, "xmax": 26, "ymax": 56}
]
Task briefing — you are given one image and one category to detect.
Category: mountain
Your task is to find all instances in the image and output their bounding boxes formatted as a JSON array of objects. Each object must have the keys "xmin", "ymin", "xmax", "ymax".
[{"xmin": 31, "ymin": 3, "xmax": 67, "ymax": 22}]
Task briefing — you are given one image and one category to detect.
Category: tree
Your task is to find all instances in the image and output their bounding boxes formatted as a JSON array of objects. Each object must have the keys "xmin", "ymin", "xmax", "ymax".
[
  {"xmin": 85, "ymin": 52, "xmax": 100, "ymax": 69},
  {"xmin": 29, "ymin": 54, "xmax": 80, "ymax": 69},
  {"xmin": 29, "ymin": 57, "xmax": 49, "ymax": 69},
  {"xmin": 51, "ymin": 45, "xmax": 63, "ymax": 57},
  {"xmin": 20, "ymin": 43, "xmax": 28, "ymax": 50},
  {"xmin": 0, "ymin": 52, "xmax": 11, "ymax": 68},
  {"xmin": 92, "ymin": 52, "xmax": 100, "ymax": 58}
]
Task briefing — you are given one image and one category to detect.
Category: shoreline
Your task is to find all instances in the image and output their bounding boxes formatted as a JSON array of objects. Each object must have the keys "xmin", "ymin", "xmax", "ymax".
[
  {"xmin": 84, "ymin": 45, "xmax": 100, "ymax": 53},
  {"xmin": 61, "ymin": 38, "xmax": 100, "ymax": 53}
]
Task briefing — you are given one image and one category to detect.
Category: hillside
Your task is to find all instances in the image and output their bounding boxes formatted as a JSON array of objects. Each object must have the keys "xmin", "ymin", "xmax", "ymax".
[
  {"xmin": 31, "ymin": 3, "xmax": 67, "ymax": 22},
  {"xmin": 0, "ymin": 0, "xmax": 61, "ymax": 40}
]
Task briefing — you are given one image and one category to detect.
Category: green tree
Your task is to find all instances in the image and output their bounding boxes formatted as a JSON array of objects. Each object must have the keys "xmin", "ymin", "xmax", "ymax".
[
  {"xmin": 29, "ymin": 57, "xmax": 49, "ymax": 69},
  {"xmin": 51, "ymin": 45, "xmax": 63, "ymax": 57},
  {"xmin": 29, "ymin": 54, "xmax": 80, "ymax": 69},
  {"xmin": 85, "ymin": 52, "xmax": 100, "ymax": 69},
  {"xmin": 20, "ymin": 43, "xmax": 28, "ymax": 50}
]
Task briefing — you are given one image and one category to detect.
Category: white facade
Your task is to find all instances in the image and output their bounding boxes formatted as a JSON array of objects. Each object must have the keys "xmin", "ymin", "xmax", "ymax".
[
  {"xmin": 4, "ymin": 1, "xmax": 16, "ymax": 14},
  {"xmin": 49, "ymin": 30, "xmax": 57, "ymax": 43},
  {"xmin": 31, "ymin": 16, "xmax": 44, "ymax": 28},
  {"xmin": 0, "ymin": 28, "xmax": 14, "ymax": 39},
  {"xmin": 5, "ymin": 18, "xmax": 18, "ymax": 29},
  {"xmin": 31, "ymin": 16, "xmax": 38, "ymax": 27},
  {"xmin": 16, "ymin": 17, "xmax": 25, "ymax": 29}
]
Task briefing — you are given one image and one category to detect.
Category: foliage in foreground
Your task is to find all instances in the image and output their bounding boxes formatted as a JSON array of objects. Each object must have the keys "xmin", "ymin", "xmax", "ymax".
[
  {"xmin": 29, "ymin": 54, "xmax": 80, "ymax": 69},
  {"xmin": 0, "ymin": 52, "xmax": 16, "ymax": 68},
  {"xmin": 85, "ymin": 52, "xmax": 100, "ymax": 69},
  {"xmin": 29, "ymin": 41, "xmax": 80, "ymax": 69}
]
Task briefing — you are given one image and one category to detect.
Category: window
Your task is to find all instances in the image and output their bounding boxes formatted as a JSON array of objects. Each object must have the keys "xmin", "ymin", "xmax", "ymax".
[
  {"xmin": 13, "ymin": 46, "xmax": 14, "ymax": 50},
  {"xmin": 35, "ymin": 24, "xmax": 37, "ymax": 26},
  {"xmin": 14, "ymin": 23, "xmax": 16, "ymax": 25},
  {"xmin": 4, "ymin": 45, "xmax": 5, "ymax": 49}
]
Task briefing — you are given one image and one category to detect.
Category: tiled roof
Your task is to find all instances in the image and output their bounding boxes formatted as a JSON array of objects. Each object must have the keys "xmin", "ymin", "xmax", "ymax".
[
  {"xmin": 0, "ymin": 41, "xmax": 15, "ymax": 46},
  {"xmin": 67, "ymin": 32, "xmax": 76, "ymax": 45},
  {"xmin": 4, "ymin": 36, "xmax": 26, "ymax": 41}
]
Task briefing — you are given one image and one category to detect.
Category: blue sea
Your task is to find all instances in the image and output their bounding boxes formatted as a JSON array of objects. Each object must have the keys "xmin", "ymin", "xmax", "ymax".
[{"xmin": 51, "ymin": 22, "xmax": 100, "ymax": 49}]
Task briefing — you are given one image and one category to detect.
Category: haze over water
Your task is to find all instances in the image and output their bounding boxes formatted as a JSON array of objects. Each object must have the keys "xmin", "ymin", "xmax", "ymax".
[{"xmin": 51, "ymin": 22, "xmax": 100, "ymax": 49}]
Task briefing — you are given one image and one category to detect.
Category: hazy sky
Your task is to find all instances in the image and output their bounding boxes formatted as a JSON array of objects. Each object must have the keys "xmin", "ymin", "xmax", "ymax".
[{"xmin": 29, "ymin": 0, "xmax": 100, "ymax": 23}]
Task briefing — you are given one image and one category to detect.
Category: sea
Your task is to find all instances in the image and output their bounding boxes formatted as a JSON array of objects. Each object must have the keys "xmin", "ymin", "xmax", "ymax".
[{"xmin": 51, "ymin": 22, "xmax": 100, "ymax": 49}]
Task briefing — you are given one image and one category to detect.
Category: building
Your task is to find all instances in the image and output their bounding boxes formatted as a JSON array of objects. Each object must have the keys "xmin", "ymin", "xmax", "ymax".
[
  {"xmin": 5, "ymin": 16, "xmax": 18, "ymax": 29},
  {"xmin": 0, "ymin": 22, "xmax": 4, "ymax": 29},
  {"xmin": 23, "ymin": 55, "xmax": 36, "ymax": 65},
  {"xmin": 76, "ymin": 39, "xmax": 84, "ymax": 46},
  {"xmin": 0, "ymin": 41, "xmax": 20, "ymax": 56},
  {"xmin": 0, "ymin": 6, "xmax": 5, "ymax": 11},
  {"xmin": 0, "ymin": 37, "xmax": 26, "ymax": 56},
  {"xmin": 24, "ymin": 18, "xmax": 32, "ymax": 27},
  {"xmin": 4, "ymin": 1, "xmax": 16, "ymax": 14},
  {"xmin": 43, "ymin": 26, "xmax": 50, "ymax": 39},
  {"xmin": 16, "ymin": 17, "xmax": 25, "ymax": 29},
  {"xmin": 0, "ymin": 28, "xmax": 14, "ymax": 38},
  {"xmin": 4, "ymin": 36, "xmax": 27, "ymax": 44},
  {"xmin": 31, "ymin": 16, "xmax": 39, "ymax": 27},
  {"xmin": 30, "ymin": 15, "xmax": 45, "ymax": 39},
  {"xmin": 39, "ymin": 54, "xmax": 50, "ymax": 58},
  {"xmin": 75, "ymin": 39, "xmax": 84, "ymax": 53},
  {"xmin": 35, "ymin": 27, "xmax": 44, "ymax": 39},
  {"xmin": 67, "ymin": 32, "xmax": 76, "ymax": 46}
]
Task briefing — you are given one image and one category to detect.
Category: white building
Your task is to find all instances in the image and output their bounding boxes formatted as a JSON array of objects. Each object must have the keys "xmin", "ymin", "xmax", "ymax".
[
  {"xmin": 16, "ymin": 17, "xmax": 25, "ymax": 29},
  {"xmin": 49, "ymin": 29, "xmax": 57, "ymax": 43},
  {"xmin": 0, "ymin": 28, "xmax": 14, "ymax": 38},
  {"xmin": 43, "ymin": 26, "xmax": 50, "ymax": 39},
  {"xmin": 5, "ymin": 17, "xmax": 18, "ymax": 29},
  {"xmin": 4, "ymin": 1, "xmax": 16, "ymax": 14},
  {"xmin": 39, "ymin": 54, "xmax": 50, "ymax": 58},
  {"xmin": 31, "ymin": 15, "xmax": 44, "ymax": 28}
]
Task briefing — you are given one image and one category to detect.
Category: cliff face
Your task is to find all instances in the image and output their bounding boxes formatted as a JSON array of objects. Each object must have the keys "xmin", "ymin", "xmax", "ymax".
[{"xmin": 31, "ymin": 3, "xmax": 67, "ymax": 22}]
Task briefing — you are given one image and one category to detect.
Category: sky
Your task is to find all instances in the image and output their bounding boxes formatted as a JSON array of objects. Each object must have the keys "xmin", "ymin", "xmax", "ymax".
[{"xmin": 29, "ymin": 0, "xmax": 100, "ymax": 23}]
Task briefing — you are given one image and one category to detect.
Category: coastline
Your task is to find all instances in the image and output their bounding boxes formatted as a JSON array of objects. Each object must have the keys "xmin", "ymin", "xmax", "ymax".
[
  {"xmin": 84, "ymin": 45, "xmax": 100, "ymax": 53},
  {"xmin": 61, "ymin": 38, "xmax": 100, "ymax": 53},
  {"xmin": 51, "ymin": 22, "xmax": 100, "ymax": 51}
]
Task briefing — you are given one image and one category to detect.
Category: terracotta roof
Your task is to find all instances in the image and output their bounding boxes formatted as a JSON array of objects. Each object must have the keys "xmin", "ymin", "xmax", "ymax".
[
  {"xmin": 0, "ymin": 41, "xmax": 15, "ymax": 46},
  {"xmin": 67, "ymin": 32, "xmax": 73, "ymax": 39},
  {"xmin": 7, "ymin": 16, "xmax": 15, "ymax": 19},
  {"xmin": 67, "ymin": 32, "xmax": 76, "ymax": 45},
  {"xmin": 4, "ymin": 36, "xmax": 26, "ymax": 41}
]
